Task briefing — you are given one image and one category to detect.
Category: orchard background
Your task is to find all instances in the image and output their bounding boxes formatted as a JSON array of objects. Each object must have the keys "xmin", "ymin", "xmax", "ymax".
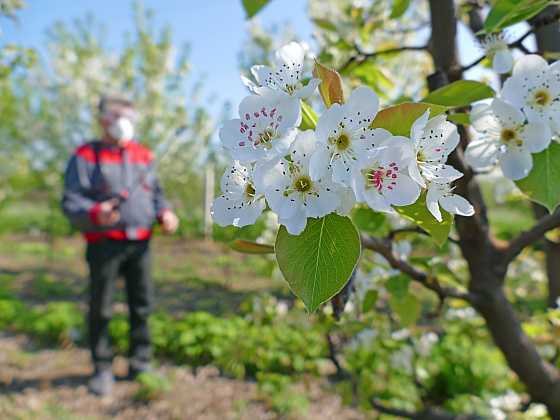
[{"xmin": 2, "ymin": 1, "xmax": 560, "ymax": 419}]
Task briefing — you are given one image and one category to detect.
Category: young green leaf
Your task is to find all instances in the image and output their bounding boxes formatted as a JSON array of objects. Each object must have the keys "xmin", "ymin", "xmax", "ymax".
[
  {"xmin": 394, "ymin": 192, "xmax": 453, "ymax": 246},
  {"xmin": 422, "ymin": 80, "xmax": 495, "ymax": 108},
  {"xmin": 390, "ymin": 0, "xmax": 411, "ymax": 19},
  {"xmin": 484, "ymin": 0, "xmax": 552, "ymax": 33},
  {"xmin": 275, "ymin": 214, "xmax": 361, "ymax": 312},
  {"xmin": 447, "ymin": 112, "xmax": 471, "ymax": 125},
  {"xmin": 299, "ymin": 101, "xmax": 318, "ymax": 130},
  {"xmin": 313, "ymin": 61, "xmax": 344, "ymax": 108},
  {"xmin": 370, "ymin": 102, "xmax": 447, "ymax": 136},
  {"xmin": 230, "ymin": 239, "xmax": 275, "ymax": 254},
  {"xmin": 515, "ymin": 142, "xmax": 560, "ymax": 213},
  {"xmin": 241, "ymin": 0, "xmax": 272, "ymax": 18}
]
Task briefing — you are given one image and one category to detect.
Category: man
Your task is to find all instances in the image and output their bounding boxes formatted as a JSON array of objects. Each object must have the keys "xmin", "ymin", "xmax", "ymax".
[{"xmin": 61, "ymin": 95, "xmax": 179, "ymax": 396}]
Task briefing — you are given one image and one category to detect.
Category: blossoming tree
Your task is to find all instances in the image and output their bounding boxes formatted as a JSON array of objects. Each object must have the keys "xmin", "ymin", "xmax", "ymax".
[{"xmin": 216, "ymin": 0, "xmax": 560, "ymax": 418}]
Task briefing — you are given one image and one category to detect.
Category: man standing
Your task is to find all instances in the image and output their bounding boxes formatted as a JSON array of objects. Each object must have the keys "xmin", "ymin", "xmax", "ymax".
[{"xmin": 62, "ymin": 95, "xmax": 179, "ymax": 396}]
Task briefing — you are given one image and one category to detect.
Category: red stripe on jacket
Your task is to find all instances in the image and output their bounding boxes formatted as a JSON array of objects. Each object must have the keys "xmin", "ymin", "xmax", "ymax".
[
  {"xmin": 75, "ymin": 141, "xmax": 153, "ymax": 165},
  {"xmin": 84, "ymin": 228, "xmax": 152, "ymax": 243}
]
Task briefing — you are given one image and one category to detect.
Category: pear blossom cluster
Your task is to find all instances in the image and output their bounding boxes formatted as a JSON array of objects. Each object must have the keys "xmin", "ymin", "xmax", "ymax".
[
  {"xmin": 212, "ymin": 42, "xmax": 474, "ymax": 235},
  {"xmin": 466, "ymin": 55, "xmax": 559, "ymax": 180}
]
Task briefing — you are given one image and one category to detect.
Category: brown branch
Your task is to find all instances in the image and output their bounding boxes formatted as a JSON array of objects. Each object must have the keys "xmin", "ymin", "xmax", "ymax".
[
  {"xmin": 339, "ymin": 45, "xmax": 428, "ymax": 73},
  {"xmin": 361, "ymin": 234, "xmax": 473, "ymax": 302},
  {"xmin": 503, "ymin": 208, "xmax": 560, "ymax": 263},
  {"xmin": 370, "ymin": 398, "xmax": 483, "ymax": 420}
]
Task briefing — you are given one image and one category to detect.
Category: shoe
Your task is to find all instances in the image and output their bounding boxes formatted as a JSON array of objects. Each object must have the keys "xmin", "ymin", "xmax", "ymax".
[{"xmin": 89, "ymin": 368, "xmax": 114, "ymax": 396}]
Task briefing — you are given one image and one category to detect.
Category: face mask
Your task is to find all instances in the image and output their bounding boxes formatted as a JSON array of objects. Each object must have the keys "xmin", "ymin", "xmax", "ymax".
[{"xmin": 108, "ymin": 117, "xmax": 134, "ymax": 142}]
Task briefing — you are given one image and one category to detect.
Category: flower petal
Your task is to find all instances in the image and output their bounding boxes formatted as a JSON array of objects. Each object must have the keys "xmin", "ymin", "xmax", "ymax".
[
  {"xmin": 492, "ymin": 49, "xmax": 513, "ymax": 74},
  {"xmin": 519, "ymin": 121, "xmax": 551, "ymax": 153},
  {"xmin": 471, "ymin": 102, "xmax": 501, "ymax": 134},
  {"xmin": 383, "ymin": 174, "xmax": 421, "ymax": 207},
  {"xmin": 295, "ymin": 78, "xmax": 320, "ymax": 99},
  {"xmin": 426, "ymin": 185, "xmax": 444, "ymax": 222},
  {"xmin": 499, "ymin": 147, "xmax": 533, "ymax": 180},
  {"xmin": 309, "ymin": 144, "xmax": 332, "ymax": 181},
  {"xmin": 492, "ymin": 97, "xmax": 524, "ymax": 128},
  {"xmin": 305, "ymin": 184, "xmax": 340, "ymax": 217},
  {"xmin": 279, "ymin": 207, "xmax": 308, "ymax": 235},
  {"xmin": 464, "ymin": 138, "xmax": 500, "ymax": 170},
  {"xmin": 343, "ymin": 86, "xmax": 379, "ymax": 129},
  {"xmin": 410, "ymin": 109, "xmax": 430, "ymax": 144},
  {"xmin": 512, "ymin": 54, "xmax": 548, "ymax": 79},
  {"xmin": 440, "ymin": 194, "xmax": 475, "ymax": 217},
  {"xmin": 234, "ymin": 199, "xmax": 266, "ymax": 227}
]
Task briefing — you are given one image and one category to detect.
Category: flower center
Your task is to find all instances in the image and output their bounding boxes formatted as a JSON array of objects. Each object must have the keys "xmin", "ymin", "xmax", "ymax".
[
  {"xmin": 244, "ymin": 183, "xmax": 256, "ymax": 199},
  {"xmin": 334, "ymin": 133, "xmax": 351, "ymax": 151},
  {"xmin": 500, "ymin": 128, "xmax": 517, "ymax": 142},
  {"xmin": 293, "ymin": 175, "xmax": 313, "ymax": 193},
  {"xmin": 534, "ymin": 89, "xmax": 551, "ymax": 106},
  {"xmin": 257, "ymin": 128, "xmax": 275, "ymax": 146},
  {"xmin": 285, "ymin": 84, "xmax": 297, "ymax": 95},
  {"xmin": 365, "ymin": 162, "xmax": 399, "ymax": 192},
  {"xmin": 417, "ymin": 151, "xmax": 426, "ymax": 162}
]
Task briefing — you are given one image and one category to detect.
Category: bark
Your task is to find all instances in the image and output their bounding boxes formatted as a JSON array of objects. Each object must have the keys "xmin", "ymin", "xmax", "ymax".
[
  {"xmin": 532, "ymin": 6, "xmax": 560, "ymax": 309},
  {"xmin": 427, "ymin": 0, "xmax": 560, "ymax": 417}
]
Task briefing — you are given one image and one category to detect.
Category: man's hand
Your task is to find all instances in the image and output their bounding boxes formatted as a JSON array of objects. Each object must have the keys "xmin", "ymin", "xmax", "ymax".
[
  {"xmin": 160, "ymin": 210, "xmax": 179, "ymax": 234},
  {"xmin": 97, "ymin": 198, "xmax": 120, "ymax": 226}
]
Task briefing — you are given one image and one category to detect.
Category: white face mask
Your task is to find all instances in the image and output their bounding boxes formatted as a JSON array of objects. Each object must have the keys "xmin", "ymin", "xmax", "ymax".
[{"xmin": 108, "ymin": 117, "xmax": 134, "ymax": 142}]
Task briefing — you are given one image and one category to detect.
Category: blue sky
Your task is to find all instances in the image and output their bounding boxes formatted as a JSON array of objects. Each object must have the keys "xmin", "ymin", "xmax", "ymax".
[
  {"xmin": 2, "ymin": 0, "xmax": 313, "ymax": 118},
  {"xmin": 2, "ymin": 0, "xmax": 534, "ymax": 120}
]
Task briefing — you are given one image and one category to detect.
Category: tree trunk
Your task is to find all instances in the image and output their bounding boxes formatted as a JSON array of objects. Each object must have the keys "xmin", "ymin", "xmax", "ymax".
[
  {"xmin": 427, "ymin": 1, "xmax": 560, "ymax": 417},
  {"xmin": 203, "ymin": 162, "xmax": 215, "ymax": 240}
]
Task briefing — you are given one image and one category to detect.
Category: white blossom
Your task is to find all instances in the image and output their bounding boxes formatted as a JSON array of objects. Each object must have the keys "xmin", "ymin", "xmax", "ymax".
[
  {"xmin": 250, "ymin": 42, "xmax": 320, "ymax": 100},
  {"xmin": 310, "ymin": 86, "xmax": 390, "ymax": 186},
  {"xmin": 351, "ymin": 136, "xmax": 421, "ymax": 213},
  {"xmin": 220, "ymin": 93, "xmax": 299, "ymax": 163},
  {"xmin": 502, "ymin": 54, "xmax": 560, "ymax": 135},
  {"xmin": 481, "ymin": 33, "xmax": 513, "ymax": 74},
  {"xmin": 465, "ymin": 98, "xmax": 551, "ymax": 180},
  {"xmin": 211, "ymin": 161, "xmax": 265, "ymax": 228},
  {"xmin": 426, "ymin": 181, "xmax": 475, "ymax": 222},
  {"xmin": 407, "ymin": 109, "xmax": 463, "ymax": 187},
  {"xmin": 258, "ymin": 130, "xmax": 342, "ymax": 235}
]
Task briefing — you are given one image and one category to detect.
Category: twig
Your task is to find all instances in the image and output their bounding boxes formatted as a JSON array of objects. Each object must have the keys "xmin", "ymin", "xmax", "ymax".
[
  {"xmin": 339, "ymin": 44, "xmax": 428, "ymax": 73},
  {"xmin": 370, "ymin": 399, "xmax": 416, "ymax": 418},
  {"xmin": 361, "ymin": 234, "xmax": 473, "ymax": 302},
  {"xmin": 461, "ymin": 28, "xmax": 535, "ymax": 72},
  {"xmin": 503, "ymin": 208, "xmax": 560, "ymax": 263}
]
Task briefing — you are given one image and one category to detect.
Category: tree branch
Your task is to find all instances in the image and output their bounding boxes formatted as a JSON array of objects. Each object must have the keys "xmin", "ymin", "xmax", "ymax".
[
  {"xmin": 370, "ymin": 398, "xmax": 483, "ymax": 420},
  {"xmin": 503, "ymin": 208, "xmax": 560, "ymax": 263},
  {"xmin": 339, "ymin": 45, "xmax": 428, "ymax": 73},
  {"xmin": 361, "ymin": 234, "xmax": 473, "ymax": 302}
]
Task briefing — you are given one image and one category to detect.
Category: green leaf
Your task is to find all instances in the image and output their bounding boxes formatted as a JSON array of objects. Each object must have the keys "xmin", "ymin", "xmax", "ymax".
[
  {"xmin": 390, "ymin": 0, "xmax": 411, "ymax": 18},
  {"xmin": 394, "ymin": 192, "xmax": 453, "ymax": 246},
  {"xmin": 275, "ymin": 214, "xmax": 361, "ymax": 312},
  {"xmin": 422, "ymin": 80, "xmax": 495, "ymax": 108},
  {"xmin": 344, "ymin": 61, "xmax": 393, "ymax": 98},
  {"xmin": 351, "ymin": 206, "xmax": 388, "ymax": 235},
  {"xmin": 299, "ymin": 101, "xmax": 318, "ymax": 130},
  {"xmin": 447, "ymin": 112, "xmax": 471, "ymax": 125},
  {"xmin": 387, "ymin": 275, "xmax": 410, "ymax": 299},
  {"xmin": 313, "ymin": 61, "xmax": 344, "ymax": 108},
  {"xmin": 362, "ymin": 289, "xmax": 379, "ymax": 312},
  {"xmin": 515, "ymin": 142, "xmax": 560, "ymax": 213},
  {"xmin": 370, "ymin": 102, "xmax": 447, "ymax": 136},
  {"xmin": 241, "ymin": 0, "xmax": 272, "ymax": 18},
  {"xmin": 312, "ymin": 18, "xmax": 338, "ymax": 32},
  {"xmin": 389, "ymin": 293, "xmax": 421, "ymax": 326},
  {"xmin": 484, "ymin": 0, "xmax": 552, "ymax": 33},
  {"xmin": 230, "ymin": 239, "xmax": 275, "ymax": 254}
]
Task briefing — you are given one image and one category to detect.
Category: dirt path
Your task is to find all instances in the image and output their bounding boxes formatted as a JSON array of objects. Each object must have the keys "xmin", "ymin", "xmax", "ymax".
[{"xmin": 0, "ymin": 334, "xmax": 364, "ymax": 420}]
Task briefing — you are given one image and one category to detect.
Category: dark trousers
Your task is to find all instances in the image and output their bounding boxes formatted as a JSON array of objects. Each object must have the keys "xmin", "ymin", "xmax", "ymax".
[{"xmin": 86, "ymin": 239, "xmax": 153, "ymax": 372}]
